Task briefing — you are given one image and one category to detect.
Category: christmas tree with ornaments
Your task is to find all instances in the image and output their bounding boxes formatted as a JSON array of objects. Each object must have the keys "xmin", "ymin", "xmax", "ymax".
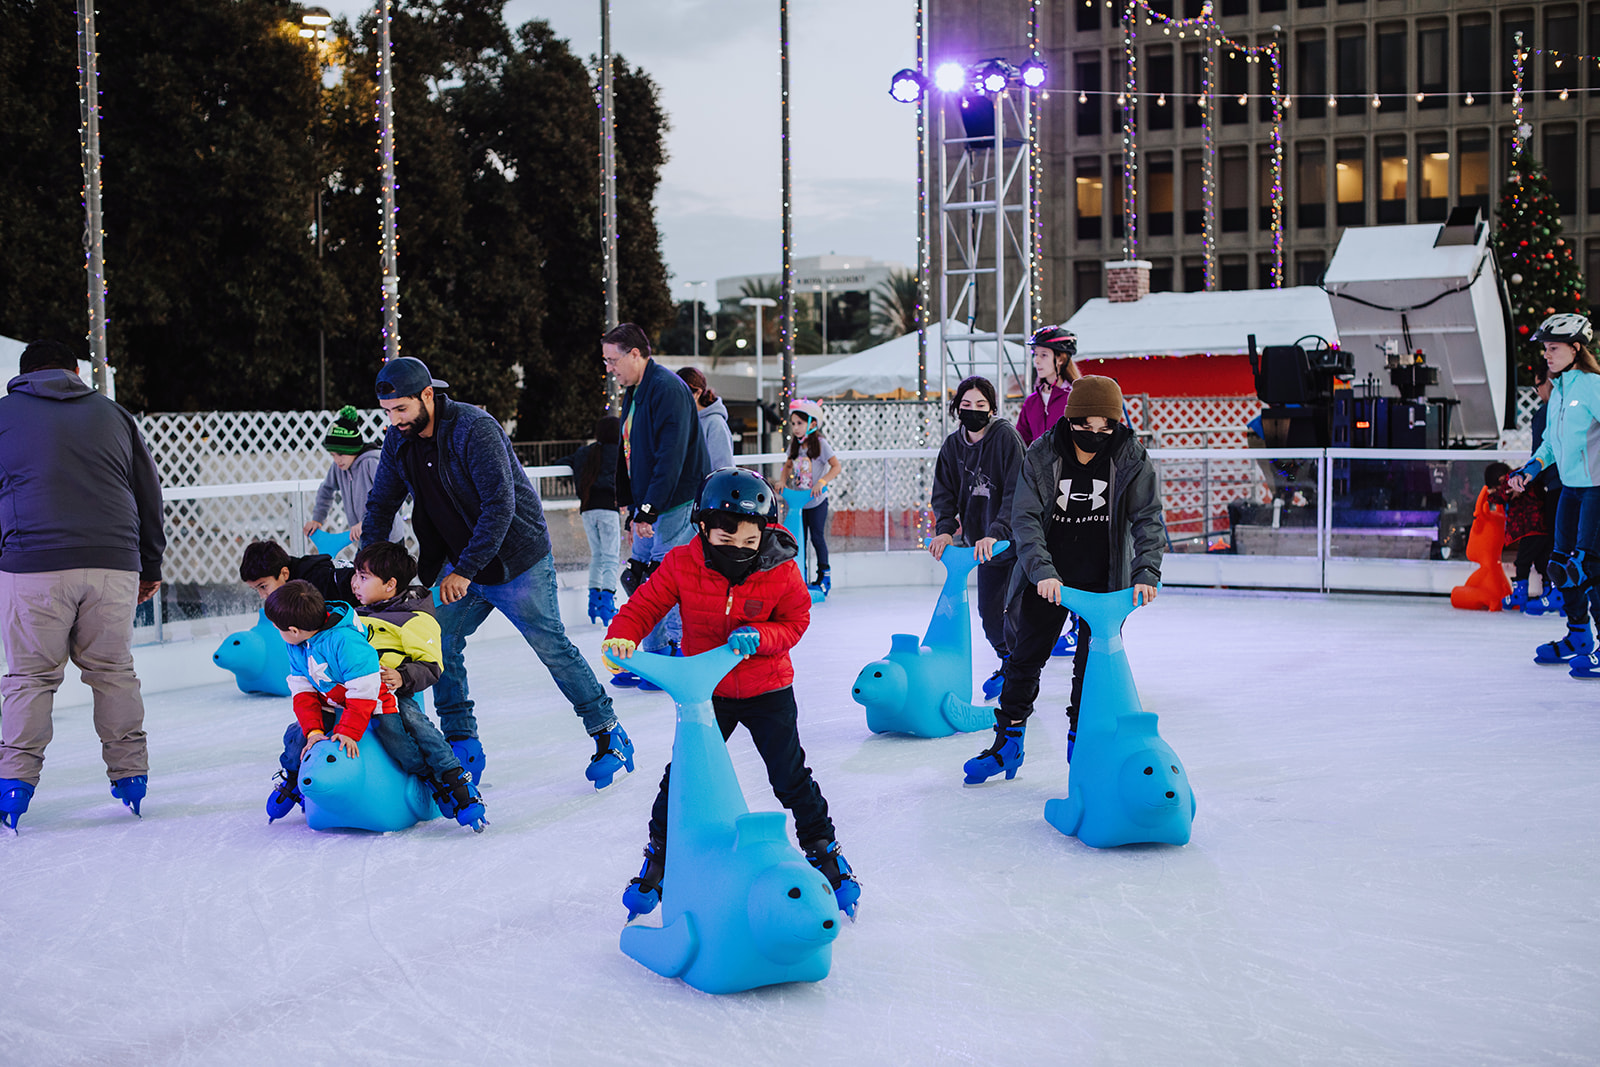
[{"xmin": 1494, "ymin": 154, "xmax": 1588, "ymax": 380}]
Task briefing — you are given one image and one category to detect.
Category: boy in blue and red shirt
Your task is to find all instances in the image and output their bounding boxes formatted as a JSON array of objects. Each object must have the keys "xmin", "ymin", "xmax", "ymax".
[{"xmin": 602, "ymin": 468, "xmax": 859, "ymax": 919}]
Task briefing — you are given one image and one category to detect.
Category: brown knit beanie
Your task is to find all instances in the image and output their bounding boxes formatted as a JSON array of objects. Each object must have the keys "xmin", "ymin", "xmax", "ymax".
[{"xmin": 1064, "ymin": 375, "xmax": 1123, "ymax": 422}]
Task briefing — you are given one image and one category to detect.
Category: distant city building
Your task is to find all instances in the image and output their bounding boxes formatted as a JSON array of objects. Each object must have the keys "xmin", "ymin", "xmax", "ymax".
[{"xmin": 715, "ymin": 254, "xmax": 908, "ymax": 353}]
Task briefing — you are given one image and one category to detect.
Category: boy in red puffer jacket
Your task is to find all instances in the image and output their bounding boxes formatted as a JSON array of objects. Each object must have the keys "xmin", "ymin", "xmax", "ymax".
[{"xmin": 602, "ymin": 467, "xmax": 860, "ymax": 919}]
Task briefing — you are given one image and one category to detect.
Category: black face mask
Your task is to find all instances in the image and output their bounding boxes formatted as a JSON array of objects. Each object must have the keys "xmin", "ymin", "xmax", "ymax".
[
  {"xmin": 1071, "ymin": 428, "xmax": 1113, "ymax": 455},
  {"xmin": 957, "ymin": 409, "xmax": 992, "ymax": 433},
  {"xmin": 702, "ymin": 536, "xmax": 761, "ymax": 585}
]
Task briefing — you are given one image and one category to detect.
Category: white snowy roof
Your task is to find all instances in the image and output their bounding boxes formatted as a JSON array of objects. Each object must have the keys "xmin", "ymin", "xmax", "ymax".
[
  {"xmin": 797, "ymin": 320, "xmax": 1027, "ymax": 398},
  {"xmin": 1063, "ymin": 287, "xmax": 1340, "ymax": 360}
]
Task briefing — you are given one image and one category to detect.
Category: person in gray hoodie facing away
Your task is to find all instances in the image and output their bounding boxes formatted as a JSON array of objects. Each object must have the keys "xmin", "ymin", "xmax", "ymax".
[
  {"xmin": 928, "ymin": 376, "xmax": 1025, "ymax": 702},
  {"xmin": 678, "ymin": 366, "xmax": 735, "ymax": 471},
  {"xmin": 0, "ymin": 340, "xmax": 165, "ymax": 830},
  {"xmin": 963, "ymin": 375, "xmax": 1164, "ymax": 786},
  {"xmin": 303, "ymin": 405, "xmax": 404, "ymax": 545}
]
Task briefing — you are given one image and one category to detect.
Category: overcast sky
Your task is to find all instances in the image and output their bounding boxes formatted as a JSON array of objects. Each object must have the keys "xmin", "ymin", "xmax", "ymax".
[{"xmin": 326, "ymin": 1, "xmax": 919, "ymax": 301}]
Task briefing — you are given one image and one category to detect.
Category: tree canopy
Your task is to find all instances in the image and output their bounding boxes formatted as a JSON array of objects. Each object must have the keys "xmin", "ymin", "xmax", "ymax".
[{"xmin": 0, "ymin": 0, "xmax": 672, "ymax": 435}]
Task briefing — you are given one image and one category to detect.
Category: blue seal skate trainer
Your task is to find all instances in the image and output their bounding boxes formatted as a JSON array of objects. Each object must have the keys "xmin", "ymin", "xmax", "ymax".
[
  {"xmin": 300, "ymin": 732, "xmax": 442, "ymax": 833},
  {"xmin": 605, "ymin": 644, "xmax": 839, "ymax": 995},
  {"xmin": 586, "ymin": 724, "xmax": 635, "ymax": 789},
  {"xmin": 851, "ymin": 545, "xmax": 1008, "ymax": 738},
  {"xmin": 963, "ymin": 723, "xmax": 1025, "ymax": 784},
  {"xmin": 637, "ymin": 642, "xmax": 682, "ymax": 692},
  {"xmin": 448, "ymin": 736, "xmax": 485, "ymax": 786},
  {"xmin": 623, "ymin": 838, "xmax": 665, "ymax": 920},
  {"xmin": 308, "ymin": 528, "xmax": 352, "ymax": 559},
  {"xmin": 1535, "ymin": 622, "xmax": 1595, "ymax": 664},
  {"xmin": 781, "ymin": 488, "xmax": 828, "ymax": 603},
  {"xmin": 0, "ymin": 778, "xmax": 35, "ymax": 831},
  {"xmin": 212, "ymin": 608, "xmax": 292, "ymax": 697},
  {"xmin": 1041, "ymin": 586, "xmax": 1195, "ymax": 849},
  {"xmin": 110, "ymin": 775, "xmax": 146, "ymax": 817}
]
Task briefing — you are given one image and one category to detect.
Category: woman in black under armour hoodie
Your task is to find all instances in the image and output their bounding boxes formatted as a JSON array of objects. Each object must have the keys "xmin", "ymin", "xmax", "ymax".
[{"xmin": 962, "ymin": 375, "xmax": 1165, "ymax": 784}]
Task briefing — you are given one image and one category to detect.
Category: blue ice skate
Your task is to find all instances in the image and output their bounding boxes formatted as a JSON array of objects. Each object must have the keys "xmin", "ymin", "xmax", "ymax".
[
  {"xmin": 604, "ymin": 643, "xmax": 839, "ymax": 995},
  {"xmin": 448, "ymin": 736, "xmax": 485, "ymax": 786},
  {"xmin": 110, "ymin": 775, "xmax": 146, "ymax": 817},
  {"xmin": 1535, "ymin": 622, "xmax": 1594, "ymax": 664},
  {"xmin": 1041, "ymin": 587, "xmax": 1195, "ymax": 849},
  {"xmin": 586, "ymin": 724, "xmax": 635, "ymax": 789},
  {"xmin": 850, "ymin": 544, "xmax": 1008, "ymax": 738},
  {"xmin": 1052, "ymin": 614, "xmax": 1078, "ymax": 656},
  {"xmin": 0, "ymin": 778, "xmax": 34, "ymax": 832}
]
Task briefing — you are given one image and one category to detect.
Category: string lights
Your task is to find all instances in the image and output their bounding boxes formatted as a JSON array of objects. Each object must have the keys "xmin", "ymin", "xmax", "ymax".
[
  {"xmin": 599, "ymin": 0, "xmax": 620, "ymax": 412},
  {"xmin": 75, "ymin": 0, "xmax": 110, "ymax": 392},
  {"xmin": 779, "ymin": 0, "xmax": 795, "ymax": 414},
  {"xmin": 376, "ymin": 0, "xmax": 400, "ymax": 360}
]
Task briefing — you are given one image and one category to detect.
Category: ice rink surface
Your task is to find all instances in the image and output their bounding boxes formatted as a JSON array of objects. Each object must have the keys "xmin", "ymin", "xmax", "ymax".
[{"xmin": 2, "ymin": 583, "xmax": 1597, "ymax": 1066}]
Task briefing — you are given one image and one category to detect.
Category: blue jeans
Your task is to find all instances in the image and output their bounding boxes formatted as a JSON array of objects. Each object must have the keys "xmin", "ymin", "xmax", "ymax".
[
  {"xmin": 371, "ymin": 694, "xmax": 462, "ymax": 782},
  {"xmin": 582, "ymin": 508, "xmax": 621, "ymax": 591},
  {"xmin": 434, "ymin": 554, "xmax": 618, "ymax": 740},
  {"xmin": 630, "ymin": 502, "xmax": 693, "ymax": 653},
  {"xmin": 801, "ymin": 498, "xmax": 830, "ymax": 581},
  {"xmin": 1554, "ymin": 485, "xmax": 1600, "ymax": 624}
]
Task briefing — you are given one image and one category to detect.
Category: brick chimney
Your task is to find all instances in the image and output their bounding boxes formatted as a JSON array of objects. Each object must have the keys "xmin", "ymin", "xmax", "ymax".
[{"xmin": 1105, "ymin": 259, "xmax": 1152, "ymax": 303}]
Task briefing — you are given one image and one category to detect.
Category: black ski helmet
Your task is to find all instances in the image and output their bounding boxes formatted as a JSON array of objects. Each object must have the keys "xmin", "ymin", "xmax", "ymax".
[
  {"xmin": 1027, "ymin": 323, "xmax": 1077, "ymax": 357},
  {"xmin": 695, "ymin": 466, "xmax": 777, "ymax": 525}
]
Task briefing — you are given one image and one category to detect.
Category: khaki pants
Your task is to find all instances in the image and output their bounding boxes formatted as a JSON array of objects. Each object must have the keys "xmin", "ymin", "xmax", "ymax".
[{"xmin": 0, "ymin": 569, "xmax": 146, "ymax": 785}]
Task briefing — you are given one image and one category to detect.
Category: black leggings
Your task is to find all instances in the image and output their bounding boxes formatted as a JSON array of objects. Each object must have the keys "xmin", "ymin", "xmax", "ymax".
[{"xmin": 996, "ymin": 587, "xmax": 1092, "ymax": 732}]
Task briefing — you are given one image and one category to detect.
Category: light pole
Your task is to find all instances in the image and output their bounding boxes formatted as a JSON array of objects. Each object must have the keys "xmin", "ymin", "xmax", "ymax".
[
  {"xmin": 741, "ymin": 296, "xmax": 777, "ymax": 443},
  {"xmin": 75, "ymin": 0, "xmax": 108, "ymax": 395},
  {"xmin": 377, "ymin": 0, "xmax": 400, "ymax": 360},
  {"xmin": 811, "ymin": 281, "xmax": 834, "ymax": 353},
  {"xmin": 685, "ymin": 280, "xmax": 708, "ymax": 358},
  {"xmin": 302, "ymin": 6, "xmax": 332, "ymax": 406}
]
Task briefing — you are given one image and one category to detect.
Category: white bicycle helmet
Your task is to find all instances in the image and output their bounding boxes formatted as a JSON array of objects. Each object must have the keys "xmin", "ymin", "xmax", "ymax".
[{"xmin": 1530, "ymin": 312, "xmax": 1595, "ymax": 346}]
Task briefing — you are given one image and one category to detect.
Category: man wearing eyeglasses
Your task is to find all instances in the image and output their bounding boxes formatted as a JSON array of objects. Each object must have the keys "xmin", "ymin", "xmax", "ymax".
[
  {"xmin": 601, "ymin": 323, "xmax": 709, "ymax": 688},
  {"xmin": 361, "ymin": 357, "xmax": 635, "ymax": 792}
]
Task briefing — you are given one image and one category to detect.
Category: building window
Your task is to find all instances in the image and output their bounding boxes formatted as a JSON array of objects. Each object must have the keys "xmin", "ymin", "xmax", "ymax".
[
  {"xmin": 1548, "ymin": 8, "xmax": 1579, "ymax": 92},
  {"xmin": 1546, "ymin": 125, "xmax": 1579, "ymax": 214},
  {"xmin": 1259, "ymin": 149, "xmax": 1280, "ymax": 231},
  {"xmin": 1296, "ymin": 251, "xmax": 1327, "ymax": 287},
  {"xmin": 1149, "ymin": 259, "xmax": 1175, "ymax": 292},
  {"xmin": 1076, "ymin": 159, "xmax": 1104, "ymax": 241},
  {"xmin": 1147, "ymin": 48, "xmax": 1174, "ymax": 132},
  {"xmin": 1298, "ymin": 35, "xmax": 1327, "ymax": 105},
  {"xmin": 1075, "ymin": 262, "xmax": 1103, "ymax": 310},
  {"xmin": 1417, "ymin": 24, "xmax": 1447, "ymax": 109},
  {"xmin": 1459, "ymin": 129, "xmax": 1491, "ymax": 212},
  {"xmin": 1260, "ymin": 0, "xmax": 1286, "ymax": 13},
  {"xmin": 1298, "ymin": 0, "xmax": 1324, "ymax": 11},
  {"xmin": 1221, "ymin": 0, "xmax": 1247, "ymax": 16},
  {"xmin": 1588, "ymin": 124, "xmax": 1600, "ymax": 212},
  {"xmin": 1222, "ymin": 51, "xmax": 1250, "ymax": 125},
  {"xmin": 1336, "ymin": 142, "xmax": 1366, "ymax": 227},
  {"xmin": 1336, "ymin": 30, "xmax": 1367, "ymax": 116},
  {"xmin": 1182, "ymin": 257, "xmax": 1205, "ymax": 293},
  {"xmin": 1460, "ymin": 18, "xmax": 1490, "ymax": 103},
  {"xmin": 1220, "ymin": 256, "xmax": 1249, "ymax": 291},
  {"xmin": 1183, "ymin": 0, "xmax": 1204, "ymax": 17},
  {"xmin": 1184, "ymin": 153, "xmax": 1204, "ymax": 235},
  {"xmin": 1183, "ymin": 47, "xmax": 1203, "ymax": 128},
  {"xmin": 1502, "ymin": 12, "xmax": 1533, "ymax": 98},
  {"xmin": 1377, "ymin": 138, "xmax": 1407, "ymax": 224},
  {"xmin": 1076, "ymin": 0, "xmax": 1100, "ymax": 33},
  {"xmin": 1376, "ymin": 25, "xmax": 1408, "ymax": 111},
  {"xmin": 1148, "ymin": 154, "xmax": 1175, "ymax": 236},
  {"xmin": 1076, "ymin": 56, "xmax": 1102, "ymax": 138},
  {"xmin": 1222, "ymin": 150, "xmax": 1249, "ymax": 231},
  {"xmin": 1417, "ymin": 135, "xmax": 1449, "ymax": 222},
  {"xmin": 1298, "ymin": 143, "xmax": 1327, "ymax": 229}
]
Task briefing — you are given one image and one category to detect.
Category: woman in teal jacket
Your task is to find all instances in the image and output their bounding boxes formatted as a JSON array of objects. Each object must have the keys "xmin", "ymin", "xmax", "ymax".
[{"xmin": 1510, "ymin": 313, "xmax": 1600, "ymax": 674}]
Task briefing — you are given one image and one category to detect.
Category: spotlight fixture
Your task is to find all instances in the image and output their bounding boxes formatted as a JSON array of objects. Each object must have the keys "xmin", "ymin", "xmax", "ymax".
[
  {"xmin": 978, "ymin": 60, "xmax": 1013, "ymax": 94},
  {"xmin": 888, "ymin": 68, "xmax": 926, "ymax": 103},
  {"xmin": 1020, "ymin": 58, "xmax": 1047, "ymax": 89},
  {"xmin": 933, "ymin": 61, "xmax": 968, "ymax": 94}
]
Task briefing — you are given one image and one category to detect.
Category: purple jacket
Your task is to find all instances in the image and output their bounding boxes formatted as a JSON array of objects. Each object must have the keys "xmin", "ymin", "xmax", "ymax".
[{"xmin": 1015, "ymin": 380, "xmax": 1072, "ymax": 447}]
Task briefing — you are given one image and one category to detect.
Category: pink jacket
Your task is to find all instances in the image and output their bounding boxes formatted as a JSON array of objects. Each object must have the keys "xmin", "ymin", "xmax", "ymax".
[{"xmin": 1015, "ymin": 380, "xmax": 1072, "ymax": 447}]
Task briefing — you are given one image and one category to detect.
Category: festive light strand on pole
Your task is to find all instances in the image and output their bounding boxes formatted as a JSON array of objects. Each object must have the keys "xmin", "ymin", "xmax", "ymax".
[
  {"xmin": 779, "ymin": 0, "xmax": 796, "ymax": 416},
  {"xmin": 1513, "ymin": 32, "xmax": 1527, "ymax": 162},
  {"xmin": 376, "ymin": 0, "xmax": 400, "ymax": 361},
  {"xmin": 1201, "ymin": 15, "xmax": 1217, "ymax": 290},
  {"xmin": 75, "ymin": 0, "xmax": 110, "ymax": 393},
  {"xmin": 1028, "ymin": 0, "xmax": 1044, "ymax": 346},
  {"xmin": 1268, "ymin": 43, "xmax": 1285, "ymax": 287},
  {"xmin": 915, "ymin": 0, "xmax": 929, "ymax": 403},
  {"xmin": 599, "ymin": 0, "xmax": 620, "ymax": 413},
  {"xmin": 1121, "ymin": 0, "xmax": 1138, "ymax": 261}
]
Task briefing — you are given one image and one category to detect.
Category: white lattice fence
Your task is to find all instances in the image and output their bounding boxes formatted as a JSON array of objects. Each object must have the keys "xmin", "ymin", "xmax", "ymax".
[{"xmin": 137, "ymin": 409, "xmax": 392, "ymax": 487}]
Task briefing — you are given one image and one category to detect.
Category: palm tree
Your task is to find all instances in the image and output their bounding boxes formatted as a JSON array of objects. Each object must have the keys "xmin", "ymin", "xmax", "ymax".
[{"xmin": 870, "ymin": 267, "xmax": 921, "ymax": 341}]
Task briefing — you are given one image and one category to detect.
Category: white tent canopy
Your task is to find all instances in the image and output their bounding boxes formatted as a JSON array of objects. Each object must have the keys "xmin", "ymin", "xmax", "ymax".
[
  {"xmin": 797, "ymin": 321, "xmax": 1027, "ymax": 399},
  {"xmin": 1063, "ymin": 286, "xmax": 1340, "ymax": 360}
]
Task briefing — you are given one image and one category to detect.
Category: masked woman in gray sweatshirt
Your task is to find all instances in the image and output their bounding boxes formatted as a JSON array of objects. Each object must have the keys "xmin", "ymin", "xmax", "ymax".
[{"xmin": 929, "ymin": 376, "xmax": 1025, "ymax": 701}]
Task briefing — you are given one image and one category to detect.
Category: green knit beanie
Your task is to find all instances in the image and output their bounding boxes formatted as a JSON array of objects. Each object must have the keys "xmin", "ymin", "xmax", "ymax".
[{"xmin": 323, "ymin": 405, "xmax": 365, "ymax": 455}]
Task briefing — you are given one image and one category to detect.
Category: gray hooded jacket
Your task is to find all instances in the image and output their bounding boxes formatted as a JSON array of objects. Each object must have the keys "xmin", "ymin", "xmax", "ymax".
[
  {"xmin": 697, "ymin": 396, "xmax": 735, "ymax": 471},
  {"xmin": 0, "ymin": 370, "xmax": 165, "ymax": 580},
  {"xmin": 1008, "ymin": 421, "xmax": 1165, "ymax": 597}
]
